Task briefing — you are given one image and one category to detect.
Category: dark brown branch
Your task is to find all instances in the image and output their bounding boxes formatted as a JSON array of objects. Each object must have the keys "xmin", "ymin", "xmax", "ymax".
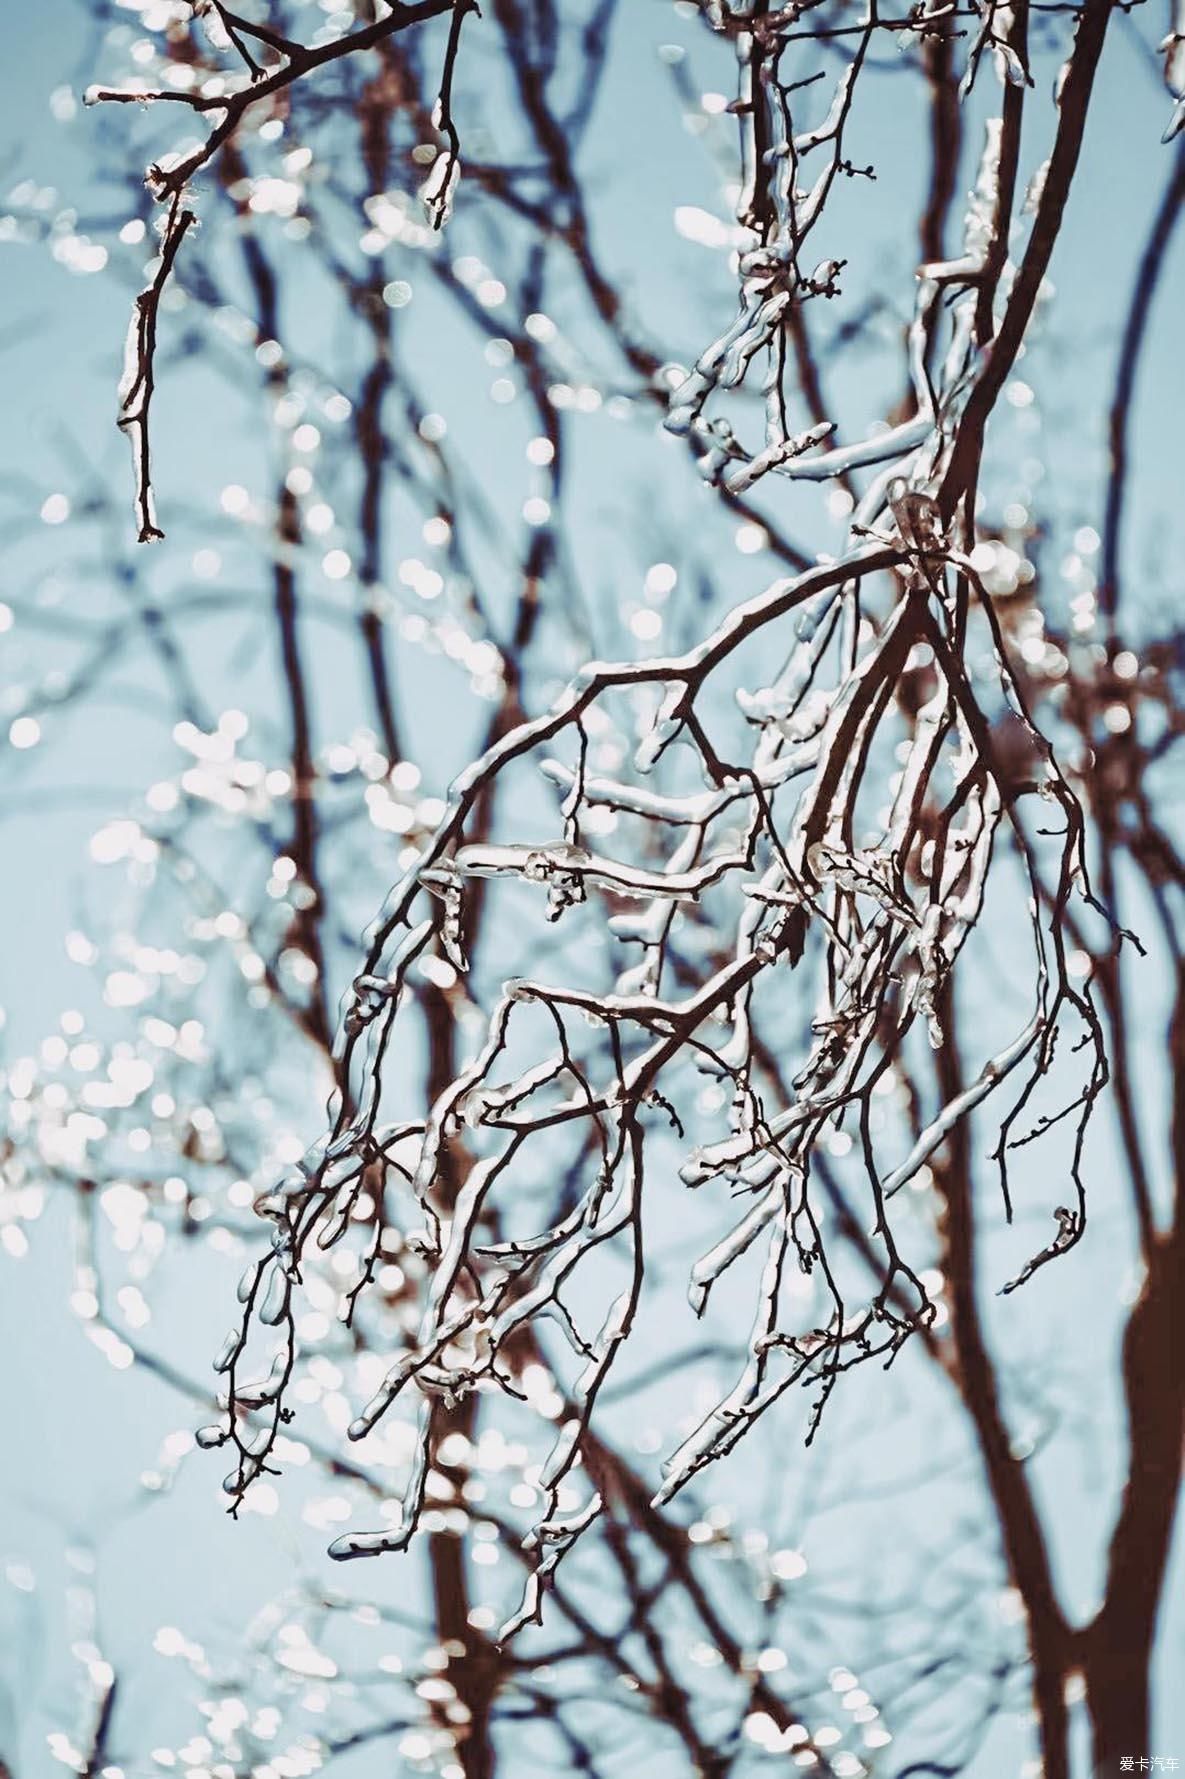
[
  {"xmin": 1099, "ymin": 137, "xmax": 1185, "ymax": 619},
  {"xmin": 940, "ymin": 0, "xmax": 1113, "ymax": 520}
]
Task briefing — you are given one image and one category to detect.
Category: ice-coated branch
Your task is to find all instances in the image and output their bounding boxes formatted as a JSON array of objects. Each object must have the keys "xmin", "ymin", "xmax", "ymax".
[
  {"xmin": 89, "ymin": 0, "xmax": 468, "ymax": 537},
  {"xmin": 155, "ymin": 0, "xmax": 1115, "ymax": 1641},
  {"xmin": 204, "ymin": 501, "xmax": 1106, "ymax": 1632}
]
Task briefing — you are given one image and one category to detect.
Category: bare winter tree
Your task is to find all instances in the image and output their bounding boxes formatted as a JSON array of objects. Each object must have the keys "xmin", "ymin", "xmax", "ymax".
[{"xmin": 2, "ymin": 1, "xmax": 1184, "ymax": 1776}]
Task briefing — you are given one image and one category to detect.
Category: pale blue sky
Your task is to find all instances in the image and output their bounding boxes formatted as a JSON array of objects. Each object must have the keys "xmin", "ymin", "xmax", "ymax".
[{"xmin": 2, "ymin": 4, "xmax": 1184, "ymax": 1774}]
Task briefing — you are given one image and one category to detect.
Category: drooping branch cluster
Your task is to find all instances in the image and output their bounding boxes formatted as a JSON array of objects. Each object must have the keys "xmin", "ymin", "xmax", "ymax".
[
  {"xmin": 88, "ymin": 0, "xmax": 1134, "ymax": 1647},
  {"xmin": 206, "ymin": 541, "xmax": 1109, "ymax": 1638}
]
